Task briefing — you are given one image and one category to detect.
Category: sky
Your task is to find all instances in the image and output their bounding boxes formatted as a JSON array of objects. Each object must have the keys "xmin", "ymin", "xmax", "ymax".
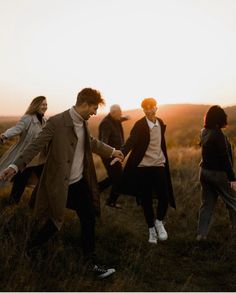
[{"xmin": 0, "ymin": 0, "xmax": 236, "ymax": 116}]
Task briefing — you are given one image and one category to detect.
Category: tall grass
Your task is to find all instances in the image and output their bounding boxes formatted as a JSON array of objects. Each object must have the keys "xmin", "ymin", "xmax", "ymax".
[{"xmin": 0, "ymin": 147, "xmax": 236, "ymax": 291}]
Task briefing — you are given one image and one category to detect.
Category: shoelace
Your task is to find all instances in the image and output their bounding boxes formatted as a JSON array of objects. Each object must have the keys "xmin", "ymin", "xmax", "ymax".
[{"xmin": 94, "ymin": 265, "xmax": 107, "ymax": 273}]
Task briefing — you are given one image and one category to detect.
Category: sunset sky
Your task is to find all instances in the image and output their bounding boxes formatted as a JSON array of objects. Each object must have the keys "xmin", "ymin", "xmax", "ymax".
[{"xmin": 0, "ymin": 0, "xmax": 236, "ymax": 116}]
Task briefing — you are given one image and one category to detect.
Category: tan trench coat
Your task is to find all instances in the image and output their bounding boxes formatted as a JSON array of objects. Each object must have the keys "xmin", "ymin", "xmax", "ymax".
[{"xmin": 14, "ymin": 110, "xmax": 114, "ymax": 229}]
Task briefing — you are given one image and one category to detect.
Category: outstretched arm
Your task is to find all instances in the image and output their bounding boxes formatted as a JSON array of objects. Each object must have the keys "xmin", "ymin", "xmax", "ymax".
[
  {"xmin": 90, "ymin": 136, "xmax": 123, "ymax": 161},
  {"xmin": 0, "ymin": 117, "xmax": 55, "ymax": 182},
  {"xmin": 1, "ymin": 115, "xmax": 32, "ymax": 140}
]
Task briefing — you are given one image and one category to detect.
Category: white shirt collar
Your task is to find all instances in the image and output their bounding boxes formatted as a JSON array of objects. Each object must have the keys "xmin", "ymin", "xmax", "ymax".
[
  {"xmin": 146, "ymin": 117, "xmax": 158, "ymax": 129},
  {"xmin": 69, "ymin": 106, "xmax": 85, "ymax": 125}
]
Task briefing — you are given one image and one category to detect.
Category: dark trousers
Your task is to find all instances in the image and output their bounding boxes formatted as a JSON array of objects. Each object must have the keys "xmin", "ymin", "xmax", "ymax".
[
  {"xmin": 136, "ymin": 167, "xmax": 169, "ymax": 228},
  {"xmin": 9, "ymin": 164, "xmax": 44, "ymax": 204},
  {"xmin": 28, "ymin": 178, "xmax": 96, "ymax": 259},
  {"xmin": 198, "ymin": 168, "xmax": 236, "ymax": 236},
  {"xmin": 102, "ymin": 158, "xmax": 123, "ymax": 205}
]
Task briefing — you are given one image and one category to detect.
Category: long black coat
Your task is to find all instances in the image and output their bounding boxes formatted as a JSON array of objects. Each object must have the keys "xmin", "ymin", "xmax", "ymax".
[{"xmin": 121, "ymin": 116, "xmax": 176, "ymax": 209}]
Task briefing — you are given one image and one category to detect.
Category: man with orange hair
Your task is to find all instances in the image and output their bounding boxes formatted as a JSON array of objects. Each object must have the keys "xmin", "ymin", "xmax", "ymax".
[{"xmin": 121, "ymin": 98, "xmax": 176, "ymax": 244}]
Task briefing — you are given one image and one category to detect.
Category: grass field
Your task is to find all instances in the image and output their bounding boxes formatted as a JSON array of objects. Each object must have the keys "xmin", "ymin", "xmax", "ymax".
[{"xmin": 0, "ymin": 111, "xmax": 236, "ymax": 291}]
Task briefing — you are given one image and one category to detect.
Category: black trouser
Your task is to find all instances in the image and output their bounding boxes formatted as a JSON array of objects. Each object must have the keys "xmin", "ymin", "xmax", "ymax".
[
  {"xmin": 28, "ymin": 178, "xmax": 96, "ymax": 260},
  {"xmin": 198, "ymin": 168, "xmax": 236, "ymax": 236},
  {"xmin": 9, "ymin": 164, "xmax": 44, "ymax": 204},
  {"xmin": 102, "ymin": 158, "xmax": 123, "ymax": 205},
  {"xmin": 136, "ymin": 167, "xmax": 169, "ymax": 228}
]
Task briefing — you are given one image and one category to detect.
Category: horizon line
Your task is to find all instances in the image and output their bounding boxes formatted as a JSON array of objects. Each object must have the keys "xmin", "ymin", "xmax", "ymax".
[{"xmin": 1, "ymin": 102, "xmax": 236, "ymax": 117}]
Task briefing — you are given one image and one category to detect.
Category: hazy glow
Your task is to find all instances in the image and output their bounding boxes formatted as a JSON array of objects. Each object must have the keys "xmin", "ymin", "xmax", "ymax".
[{"xmin": 0, "ymin": 0, "xmax": 236, "ymax": 115}]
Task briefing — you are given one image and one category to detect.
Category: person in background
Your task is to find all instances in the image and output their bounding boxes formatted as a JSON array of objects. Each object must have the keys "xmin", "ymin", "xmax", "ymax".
[
  {"xmin": 120, "ymin": 98, "xmax": 176, "ymax": 244},
  {"xmin": 0, "ymin": 96, "xmax": 47, "ymax": 205},
  {"xmin": 197, "ymin": 105, "xmax": 236, "ymax": 241},
  {"xmin": 98, "ymin": 104, "xmax": 129, "ymax": 208},
  {"xmin": 0, "ymin": 88, "xmax": 124, "ymax": 279}
]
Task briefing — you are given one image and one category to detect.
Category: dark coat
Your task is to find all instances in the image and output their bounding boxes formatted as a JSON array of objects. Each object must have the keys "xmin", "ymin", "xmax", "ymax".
[
  {"xmin": 98, "ymin": 114, "xmax": 125, "ymax": 149},
  {"xmin": 121, "ymin": 116, "xmax": 176, "ymax": 209},
  {"xmin": 200, "ymin": 128, "xmax": 235, "ymax": 181}
]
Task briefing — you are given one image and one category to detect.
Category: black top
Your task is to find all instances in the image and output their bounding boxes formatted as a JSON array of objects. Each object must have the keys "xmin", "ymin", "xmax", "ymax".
[
  {"xmin": 98, "ymin": 114, "xmax": 125, "ymax": 150},
  {"xmin": 36, "ymin": 112, "xmax": 44, "ymax": 125},
  {"xmin": 200, "ymin": 128, "xmax": 235, "ymax": 181}
]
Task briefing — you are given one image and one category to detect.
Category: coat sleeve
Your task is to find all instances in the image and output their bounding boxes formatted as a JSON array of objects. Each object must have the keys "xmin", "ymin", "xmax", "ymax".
[
  {"xmin": 121, "ymin": 122, "xmax": 139, "ymax": 157},
  {"xmin": 120, "ymin": 116, "xmax": 129, "ymax": 123},
  {"xmin": 3, "ymin": 115, "xmax": 32, "ymax": 139},
  {"xmin": 216, "ymin": 132, "xmax": 236, "ymax": 181},
  {"xmin": 90, "ymin": 136, "xmax": 114, "ymax": 158},
  {"xmin": 13, "ymin": 117, "xmax": 56, "ymax": 171}
]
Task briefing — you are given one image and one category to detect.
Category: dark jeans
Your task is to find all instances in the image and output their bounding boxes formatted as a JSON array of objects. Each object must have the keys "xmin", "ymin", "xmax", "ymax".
[
  {"xmin": 9, "ymin": 164, "xmax": 44, "ymax": 204},
  {"xmin": 28, "ymin": 178, "xmax": 96, "ymax": 259},
  {"xmin": 136, "ymin": 166, "xmax": 169, "ymax": 228},
  {"xmin": 102, "ymin": 158, "xmax": 123, "ymax": 205},
  {"xmin": 198, "ymin": 168, "xmax": 236, "ymax": 236}
]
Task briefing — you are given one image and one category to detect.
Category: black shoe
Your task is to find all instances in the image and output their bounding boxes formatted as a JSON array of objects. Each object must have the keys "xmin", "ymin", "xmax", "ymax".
[{"xmin": 91, "ymin": 264, "xmax": 116, "ymax": 279}]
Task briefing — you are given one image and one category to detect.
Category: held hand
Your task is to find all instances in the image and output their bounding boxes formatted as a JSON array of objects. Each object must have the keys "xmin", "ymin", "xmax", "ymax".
[
  {"xmin": 110, "ymin": 150, "xmax": 124, "ymax": 166},
  {"xmin": 230, "ymin": 181, "xmax": 236, "ymax": 192},
  {"xmin": 0, "ymin": 167, "xmax": 16, "ymax": 182},
  {"xmin": 112, "ymin": 150, "xmax": 124, "ymax": 161},
  {"xmin": 110, "ymin": 157, "xmax": 122, "ymax": 166},
  {"xmin": 0, "ymin": 134, "xmax": 6, "ymax": 144}
]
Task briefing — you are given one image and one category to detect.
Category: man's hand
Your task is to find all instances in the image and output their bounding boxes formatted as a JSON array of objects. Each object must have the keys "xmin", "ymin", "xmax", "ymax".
[
  {"xmin": 230, "ymin": 181, "xmax": 236, "ymax": 192},
  {"xmin": 110, "ymin": 157, "xmax": 121, "ymax": 166},
  {"xmin": 0, "ymin": 134, "xmax": 7, "ymax": 144},
  {"xmin": 112, "ymin": 150, "xmax": 124, "ymax": 161},
  {"xmin": 0, "ymin": 167, "xmax": 16, "ymax": 182},
  {"xmin": 110, "ymin": 150, "xmax": 124, "ymax": 165}
]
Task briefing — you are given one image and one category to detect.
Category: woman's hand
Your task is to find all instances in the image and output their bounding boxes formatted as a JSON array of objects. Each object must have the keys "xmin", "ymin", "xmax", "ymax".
[
  {"xmin": 0, "ymin": 134, "xmax": 7, "ymax": 144},
  {"xmin": 230, "ymin": 181, "xmax": 236, "ymax": 192},
  {"xmin": 110, "ymin": 149, "xmax": 124, "ymax": 165},
  {"xmin": 0, "ymin": 167, "xmax": 16, "ymax": 182}
]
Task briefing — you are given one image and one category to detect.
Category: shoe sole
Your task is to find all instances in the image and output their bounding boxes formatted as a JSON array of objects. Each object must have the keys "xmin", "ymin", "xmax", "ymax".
[
  {"xmin": 98, "ymin": 268, "xmax": 116, "ymax": 279},
  {"xmin": 148, "ymin": 240, "xmax": 157, "ymax": 244},
  {"xmin": 158, "ymin": 236, "xmax": 168, "ymax": 241}
]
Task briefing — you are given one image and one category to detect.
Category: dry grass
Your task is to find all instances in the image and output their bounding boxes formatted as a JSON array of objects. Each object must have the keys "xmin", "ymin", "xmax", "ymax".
[
  {"xmin": 0, "ymin": 115, "xmax": 236, "ymax": 291},
  {"xmin": 0, "ymin": 147, "xmax": 235, "ymax": 291}
]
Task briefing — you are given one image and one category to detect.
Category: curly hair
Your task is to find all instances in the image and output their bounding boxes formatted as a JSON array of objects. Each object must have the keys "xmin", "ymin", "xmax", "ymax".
[{"xmin": 76, "ymin": 88, "xmax": 105, "ymax": 106}]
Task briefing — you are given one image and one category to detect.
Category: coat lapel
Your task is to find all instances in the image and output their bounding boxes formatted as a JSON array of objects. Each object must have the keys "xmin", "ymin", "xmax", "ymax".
[
  {"xmin": 157, "ymin": 117, "xmax": 166, "ymax": 135},
  {"xmin": 63, "ymin": 110, "xmax": 78, "ymax": 141}
]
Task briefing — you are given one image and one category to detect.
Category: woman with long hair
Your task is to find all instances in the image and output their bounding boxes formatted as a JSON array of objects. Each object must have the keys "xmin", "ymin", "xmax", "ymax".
[
  {"xmin": 197, "ymin": 105, "xmax": 236, "ymax": 240},
  {"xmin": 0, "ymin": 96, "xmax": 48, "ymax": 205}
]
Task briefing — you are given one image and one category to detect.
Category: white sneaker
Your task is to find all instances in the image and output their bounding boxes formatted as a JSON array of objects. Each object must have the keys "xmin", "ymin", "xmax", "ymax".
[
  {"xmin": 155, "ymin": 219, "xmax": 168, "ymax": 241},
  {"xmin": 92, "ymin": 264, "xmax": 116, "ymax": 279},
  {"xmin": 148, "ymin": 227, "xmax": 158, "ymax": 244}
]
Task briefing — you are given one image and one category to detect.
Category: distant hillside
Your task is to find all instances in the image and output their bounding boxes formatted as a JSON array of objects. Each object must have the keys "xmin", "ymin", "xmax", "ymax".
[
  {"xmin": 1, "ymin": 104, "xmax": 236, "ymax": 147},
  {"xmin": 89, "ymin": 104, "xmax": 236, "ymax": 147}
]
